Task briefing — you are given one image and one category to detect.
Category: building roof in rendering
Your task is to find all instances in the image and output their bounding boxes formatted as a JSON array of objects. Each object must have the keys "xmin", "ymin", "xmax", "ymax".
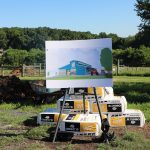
[
  {"xmin": 59, "ymin": 60, "xmax": 92, "ymax": 70},
  {"xmin": 59, "ymin": 64, "xmax": 71, "ymax": 70},
  {"xmin": 70, "ymin": 60, "xmax": 91, "ymax": 67}
]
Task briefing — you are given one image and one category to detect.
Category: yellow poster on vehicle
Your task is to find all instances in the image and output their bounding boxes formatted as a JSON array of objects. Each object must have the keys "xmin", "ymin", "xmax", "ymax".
[
  {"xmin": 92, "ymin": 103, "xmax": 107, "ymax": 113},
  {"xmin": 80, "ymin": 122, "xmax": 96, "ymax": 132},
  {"xmin": 54, "ymin": 114, "xmax": 67, "ymax": 122},
  {"xmin": 74, "ymin": 100, "xmax": 89, "ymax": 110},
  {"xmin": 110, "ymin": 117, "xmax": 125, "ymax": 127},
  {"xmin": 88, "ymin": 87, "xmax": 103, "ymax": 97}
]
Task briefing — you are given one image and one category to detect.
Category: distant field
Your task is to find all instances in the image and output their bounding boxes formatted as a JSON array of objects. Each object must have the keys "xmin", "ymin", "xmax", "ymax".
[
  {"xmin": 19, "ymin": 76, "xmax": 150, "ymax": 83},
  {"xmin": 19, "ymin": 76, "xmax": 45, "ymax": 80},
  {"xmin": 113, "ymin": 76, "xmax": 150, "ymax": 83},
  {"xmin": 113, "ymin": 67, "xmax": 150, "ymax": 76}
]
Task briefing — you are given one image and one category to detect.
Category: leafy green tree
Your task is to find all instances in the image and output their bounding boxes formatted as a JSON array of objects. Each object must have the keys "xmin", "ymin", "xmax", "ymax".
[
  {"xmin": 121, "ymin": 47, "xmax": 145, "ymax": 66},
  {"xmin": 135, "ymin": 0, "xmax": 150, "ymax": 46},
  {"xmin": 135, "ymin": 0, "xmax": 150, "ymax": 30},
  {"xmin": 0, "ymin": 29, "xmax": 8, "ymax": 49},
  {"xmin": 98, "ymin": 32, "xmax": 107, "ymax": 38},
  {"xmin": 139, "ymin": 45, "xmax": 150, "ymax": 66},
  {"xmin": 25, "ymin": 48, "xmax": 45, "ymax": 64},
  {"xmin": 3, "ymin": 49, "xmax": 28, "ymax": 66},
  {"xmin": 7, "ymin": 28, "xmax": 25, "ymax": 49},
  {"xmin": 100, "ymin": 48, "xmax": 112, "ymax": 71},
  {"xmin": 112, "ymin": 49, "xmax": 123, "ymax": 65}
]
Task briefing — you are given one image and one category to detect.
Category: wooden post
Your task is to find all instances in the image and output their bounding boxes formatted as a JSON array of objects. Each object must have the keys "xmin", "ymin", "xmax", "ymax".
[
  {"xmin": 2, "ymin": 64, "xmax": 4, "ymax": 76},
  {"xmin": 39, "ymin": 63, "xmax": 41, "ymax": 76},
  {"xmin": 22, "ymin": 64, "xmax": 24, "ymax": 77},
  {"xmin": 117, "ymin": 59, "xmax": 120, "ymax": 76}
]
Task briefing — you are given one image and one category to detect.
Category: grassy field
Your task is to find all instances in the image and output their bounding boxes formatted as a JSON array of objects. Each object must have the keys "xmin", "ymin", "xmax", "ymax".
[
  {"xmin": 19, "ymin": 76, "xmax": 150, "ymax": 83},
  {"xmin": 113, "ymin": 76, "xmax": 150, "ymax": 83},
  {"xmin": 0, "ymin": 76, "xmax": 150, "ymax": 149},
  {"xmin": 0, "ymin": 102, "xmax": 149, "ymax": 150},
  {"xmin": 113, "ymin": 67, "xmax": 150, "ymax": 76}
]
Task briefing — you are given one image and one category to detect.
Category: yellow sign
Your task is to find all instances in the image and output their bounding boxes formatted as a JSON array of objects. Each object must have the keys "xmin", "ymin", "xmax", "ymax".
[
  {"xmin": 74, "ymin": 100, "xmax": 89, "ymax": 110},
  {"xmin": 54, "ymin": 114, "xmax": 67, "ymax": 122},
  {"xmin": 88, "ymin": 87, "xmax": 103, "ymax": 97},
  {"xmin": 73, "ymin": 114, "xmax": 80, "ymax": 121},
  {"xmin": 92, "ymin": 103, "xmax": 107, "ymax": 113},
  {"xmin": 110, "ymin": 117, "xmax": 125, "ymax": 127},
  {"xmin": 80, "ymin": 122, "xmax": 96, "ymax": 132}
]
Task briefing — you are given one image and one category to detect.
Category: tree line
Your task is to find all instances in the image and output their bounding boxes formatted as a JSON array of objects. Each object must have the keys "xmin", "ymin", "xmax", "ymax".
[
  {"xmin": 0, "ymin": 48, "xmax": 45, "ymax": 67},
  {"xmin": 0, "ymin": 27, "xmax": 149, "ymax": 51},
  {"xmin": 0, "ymin": 0, "xmax": 149, "ymax": 67}
]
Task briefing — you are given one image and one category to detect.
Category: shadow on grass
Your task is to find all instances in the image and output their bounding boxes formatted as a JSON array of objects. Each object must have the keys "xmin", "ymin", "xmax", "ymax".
[
  {"xmin": 114, "ymin": 82, "xmax": 150, "ymax": 103},
  {"xmin": 0, "ymin": 133, "xmax": 23, "ymax": 137},
  {"xmin": 23, "ymin": 116, "xmax": 37, "ymax": 127}
]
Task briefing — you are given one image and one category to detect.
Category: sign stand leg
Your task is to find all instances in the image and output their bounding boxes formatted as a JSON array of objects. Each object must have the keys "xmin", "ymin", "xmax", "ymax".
[
  {"xmin": 53, "ymin": 88, "xmax": 69, "ymax": 143},
  {"xmin": 93, "ymin": 87, "xmax": 102, "ymax": 122},
  {"xmin": 83, "ymin": 92, "xmax": 86, "ymax": 114},
  {"xmin": 93, "ymin": 87, "xmax": 110, "ymax": 144}
]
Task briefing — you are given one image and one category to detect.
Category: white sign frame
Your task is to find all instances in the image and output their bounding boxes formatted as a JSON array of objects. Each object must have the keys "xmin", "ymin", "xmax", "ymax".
[{"xmin": 46, "ymin": 39, "xmax": 112, "ymax": 88}]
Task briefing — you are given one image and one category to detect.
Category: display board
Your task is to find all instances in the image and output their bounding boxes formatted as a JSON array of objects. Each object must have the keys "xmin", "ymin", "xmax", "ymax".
[{"xmin": 46, "ymin": 39, "xmax": 112, "ymax": 88}]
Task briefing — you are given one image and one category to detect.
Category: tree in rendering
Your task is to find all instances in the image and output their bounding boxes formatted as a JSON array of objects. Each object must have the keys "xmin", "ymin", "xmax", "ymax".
[{"xmin": 100, "ymin": 48, "xmax": 112, "ymax": 72}]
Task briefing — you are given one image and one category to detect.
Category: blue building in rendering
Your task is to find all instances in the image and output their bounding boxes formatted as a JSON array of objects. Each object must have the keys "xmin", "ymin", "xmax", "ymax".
[{"xmin": 59, "ymin": 60, "xmax": 93, "ymax": 76}]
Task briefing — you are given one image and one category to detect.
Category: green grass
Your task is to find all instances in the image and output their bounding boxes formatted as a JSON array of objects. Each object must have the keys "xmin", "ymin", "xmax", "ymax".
[
  {"xmin": 0, "ymin": 103, "xmax": 56, "ymax": 128},
  {"xmin": 114, "ymin": 81, "xmax": 150, "ymax": 121},
  {"xmin": 0, "ymin": 103, "xmax": 56, "ymax": 113},
  {"xmin": 25, "ymin": 125, "xmax": 50, "ymax": 140},
  {"xmin": 0, "ymin": 134, "xmax": 25, "ymax": 149},
  {"xmin": 113, "ymin": 76, "xmax": 150, "ymax": 83},
  {"xmin": 55, "ymin": 144, "xmax": 74, "ymax": 150},
  {"xmin": 19, "ymin": 76, "xmax": 45, "ymax": 80},
  {"xmin": 22, "ymin": 142, "xmax": 47, "ymax": 150},
  {"xmin": 114, "ymin": 82, "xmax": 150, "ymax": 102},
  {"xmin": 97, "ymin": 132, "xmax": 150, "ymax": 150},
  {"xmin": 18, "ymin": 75, "xmax": 150, "ymax": 83},
  {"xmin": 113, "ymin": 67, "xmax": 150, "ymax": 77},
  {"xmin": 0, "ymin": 69, "xmax": 12, "ymax": 76}
]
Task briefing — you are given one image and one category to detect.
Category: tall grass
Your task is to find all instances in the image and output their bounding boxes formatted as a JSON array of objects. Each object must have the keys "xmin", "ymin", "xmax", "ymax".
[
  {"xmin": 114, "ymin": 82, "xmax": 150, "ymax": 122},
  {"xmin": 114, "ymin": 82, "xmax": 150, "ymax": 103},
  {"xmin": 113, "ymin": 67, "xmax": 150, "ymax": 76},
  {"xmin": 97, "ymin": 132, "xmax": 150, "ymax": 150}
]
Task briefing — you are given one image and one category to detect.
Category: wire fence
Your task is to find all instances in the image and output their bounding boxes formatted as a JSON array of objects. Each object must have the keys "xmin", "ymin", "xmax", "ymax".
[
  {"xmin": 0, "ymin": 63, "xmax": 45, "ymax": 77},
  {"xmin": 113, "ymin": 66, "xmax": 150, "ymax": 76},
  {"xmin": 0, "ymin": 65, "xmax": 150, "ymax": 77}
]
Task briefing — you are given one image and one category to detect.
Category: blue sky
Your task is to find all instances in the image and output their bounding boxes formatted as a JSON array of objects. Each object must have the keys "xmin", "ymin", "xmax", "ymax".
[{"xmin": 0, "ymin": 0, "xmax": 140, "ymax": 37}]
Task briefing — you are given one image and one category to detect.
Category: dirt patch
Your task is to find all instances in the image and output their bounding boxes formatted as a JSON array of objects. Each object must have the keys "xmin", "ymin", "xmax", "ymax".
[
  {"xmin": 108, "ymin": 123, "xmax": 150, "ymax": 140},
  {"xmin": 0, "ymin": 123, "xmax": 150, "ymax": 150}
]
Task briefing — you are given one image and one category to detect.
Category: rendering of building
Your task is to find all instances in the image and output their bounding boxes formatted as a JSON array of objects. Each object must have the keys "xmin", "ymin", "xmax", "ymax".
[{"xmin": 59, "ymin": 60, "xmax": 99, "ymax": 76}]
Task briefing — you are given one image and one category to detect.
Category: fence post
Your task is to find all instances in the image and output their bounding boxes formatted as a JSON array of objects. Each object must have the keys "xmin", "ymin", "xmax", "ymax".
[
  {"xmin": 117, "ymin": 59, "xmax": 120, "ymax": 76},
  {"xmin": 22, "ymin": 64, "xmax": 24, "ymax": 77},
  {"xmin": 44, "ymin": 63, "xmax": 46, "ymax": 77},
  {"xmin": 2, "ymin": 64, "xmax": 4, "ymax": 76},
  {"xmin": 39, "ymin": 63, "xmax": 41, "ymax": 76}
]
